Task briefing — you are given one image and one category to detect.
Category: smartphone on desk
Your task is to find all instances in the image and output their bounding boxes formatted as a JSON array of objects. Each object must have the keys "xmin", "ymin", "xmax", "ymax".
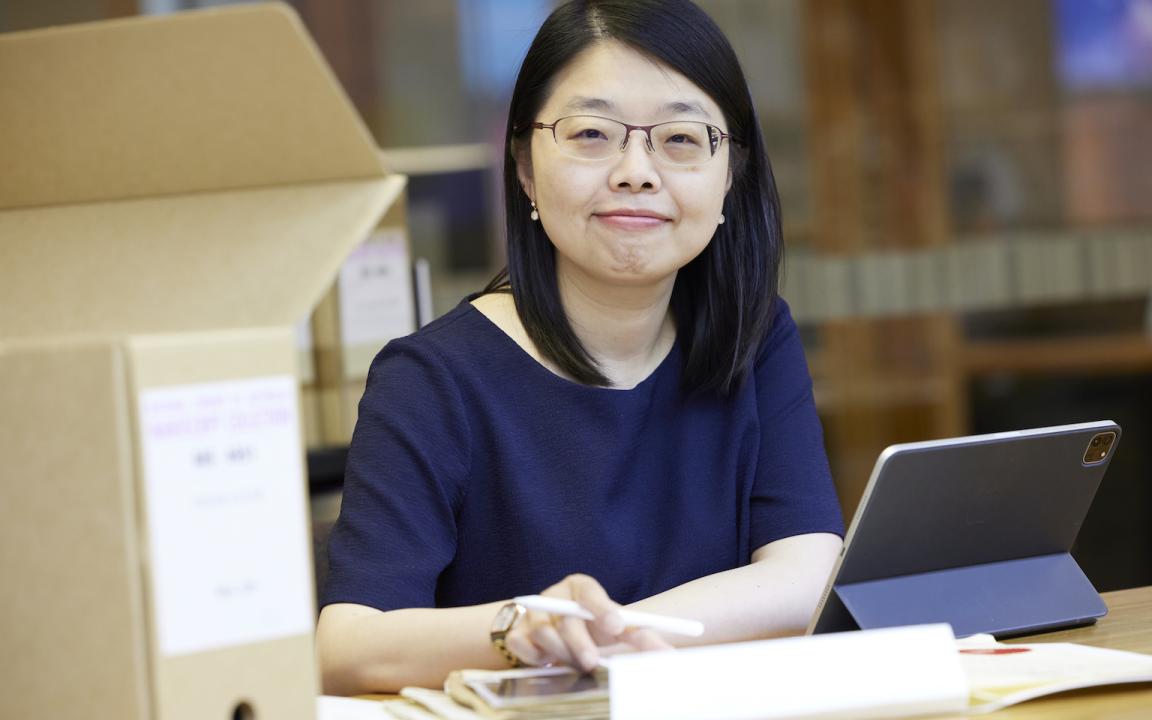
[{"xmin": 467, "ymin": 666, "xmax": 608, "ymax": 709}]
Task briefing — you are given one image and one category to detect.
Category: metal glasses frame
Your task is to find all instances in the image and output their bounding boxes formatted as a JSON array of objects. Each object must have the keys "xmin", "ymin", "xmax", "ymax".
[{"xmin": 529, "ymin": 115, "xmax": 732, "ymax": 163}]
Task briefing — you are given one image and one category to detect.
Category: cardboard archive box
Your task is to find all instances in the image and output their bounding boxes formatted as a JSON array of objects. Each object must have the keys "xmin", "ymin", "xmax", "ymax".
[
  {"xmin": 296, "ymin": 317, "xmax": 325, "ymax": 448},
  {"xmin": 309, "ymin": 177, "xmax": 415, "ymax": 448},
  {"xmin": 0, "ymin": 5, "xmax": 400, "ymax": 719}
]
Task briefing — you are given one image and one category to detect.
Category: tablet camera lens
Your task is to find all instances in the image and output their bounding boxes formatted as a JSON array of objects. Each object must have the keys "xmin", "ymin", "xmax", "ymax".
[{"xmin": 1084, "ymin": 432, "xmax": 1116, "ymax": 464}]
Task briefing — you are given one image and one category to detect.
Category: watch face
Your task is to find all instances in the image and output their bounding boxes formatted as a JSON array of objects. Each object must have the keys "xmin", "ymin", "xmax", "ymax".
[{"xmin": 493, "ymin": 603, "xmax": 522, "ymax": 633}]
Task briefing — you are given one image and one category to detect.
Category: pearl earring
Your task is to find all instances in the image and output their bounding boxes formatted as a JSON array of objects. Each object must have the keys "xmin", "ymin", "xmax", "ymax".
[
  {"xmin": 530, "ymin": 201, "xmax": 539, "ymax": 221},
  {"xmin": 718, "ymin": 214, "xmax": 725, "ymax": 225}
]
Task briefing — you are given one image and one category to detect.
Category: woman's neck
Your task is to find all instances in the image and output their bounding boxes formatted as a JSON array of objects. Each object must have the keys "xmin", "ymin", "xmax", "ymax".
[{"xmin": 557, "ymin": 263, "xmax": 676, "ymax": 389}]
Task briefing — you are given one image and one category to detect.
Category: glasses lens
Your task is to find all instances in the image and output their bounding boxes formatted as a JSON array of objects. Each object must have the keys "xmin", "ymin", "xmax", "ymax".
[
  {"xmin": 553, "ymin": 116, "xmax": 626, "ymax": 160},
  {"xmin": 652, "ymin": 121, "xmax": 717, "ymax": 165},
  {"xmin": 548, "ymin": 116, "xmax": 723, "ymax": 164}
]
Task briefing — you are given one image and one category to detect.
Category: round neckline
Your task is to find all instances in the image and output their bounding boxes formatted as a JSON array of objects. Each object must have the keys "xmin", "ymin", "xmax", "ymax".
[{"xmin": 460, "ymin": 299, "xmax": 679, "ymax": 394}]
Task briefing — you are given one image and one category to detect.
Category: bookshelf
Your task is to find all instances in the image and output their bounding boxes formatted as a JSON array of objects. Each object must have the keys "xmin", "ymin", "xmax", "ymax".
[{"xmin": 796, "ymin": 0, "xmax": 1152, "ymax": 580}]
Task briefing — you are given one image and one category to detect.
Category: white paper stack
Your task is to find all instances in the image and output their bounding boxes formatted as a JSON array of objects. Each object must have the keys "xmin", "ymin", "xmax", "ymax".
[
  {"xmin": 608, "ymin": 624, "xmax": 968, "ymax": 720},
  {"xmin": 957, "ymin": 634, "xmax": 1152, "ymax": 713}
]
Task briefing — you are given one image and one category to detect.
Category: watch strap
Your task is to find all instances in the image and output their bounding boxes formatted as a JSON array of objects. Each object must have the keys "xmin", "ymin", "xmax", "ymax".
[
  {"xmin": 490, "ymin": 602, "xmax": 526, "ymax": 668},
  {"xmin": 492, "ymin": 634, "xmax": 522, "ymax": 668}
]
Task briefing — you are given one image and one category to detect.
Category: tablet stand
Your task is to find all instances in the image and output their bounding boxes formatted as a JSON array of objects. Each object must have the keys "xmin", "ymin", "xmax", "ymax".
[{"xmin": 826, "ymin": 553, "xmax": 1106, "ymax": 638}]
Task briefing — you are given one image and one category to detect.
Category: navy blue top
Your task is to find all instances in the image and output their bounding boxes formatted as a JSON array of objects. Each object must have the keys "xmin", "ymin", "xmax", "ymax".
[{"xmin": 322, "ymin": 297, "xmax": 843, "ymax": 611}]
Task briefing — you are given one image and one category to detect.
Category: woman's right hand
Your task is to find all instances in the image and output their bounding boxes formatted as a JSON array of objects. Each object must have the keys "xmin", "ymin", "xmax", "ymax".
[{"xmin": 503, "ymin": 574, "xmax": 672, "ymax": 672}]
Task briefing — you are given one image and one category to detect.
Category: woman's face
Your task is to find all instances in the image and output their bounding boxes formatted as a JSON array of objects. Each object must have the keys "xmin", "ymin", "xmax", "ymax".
[{"xmin": 520, "ymin": 40, "xmax": 731, "ymax": 291}]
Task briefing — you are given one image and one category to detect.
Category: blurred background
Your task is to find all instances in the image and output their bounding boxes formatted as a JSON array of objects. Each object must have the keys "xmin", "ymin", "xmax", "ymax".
[{"xmin": 5, "ymin": 0, "xmax": 1150, "ymax": 592}]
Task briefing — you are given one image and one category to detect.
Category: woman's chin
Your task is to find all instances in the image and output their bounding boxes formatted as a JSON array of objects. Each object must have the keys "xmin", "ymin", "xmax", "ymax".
[{"xmin": 599, "ymin": 260, "xmax": 679, "ymax": 287}]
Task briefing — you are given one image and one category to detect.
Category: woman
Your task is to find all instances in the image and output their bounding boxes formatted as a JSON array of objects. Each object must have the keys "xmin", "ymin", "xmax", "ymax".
[{"xmin": 317, "ymin": 0, "xmax": 844, "ymax": 694}]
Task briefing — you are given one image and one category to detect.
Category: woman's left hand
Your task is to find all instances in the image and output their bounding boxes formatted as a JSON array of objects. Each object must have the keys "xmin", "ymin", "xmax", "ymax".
[{"xmin": 504, "ymin": 573, "xmax": 672, "ymax": 672}]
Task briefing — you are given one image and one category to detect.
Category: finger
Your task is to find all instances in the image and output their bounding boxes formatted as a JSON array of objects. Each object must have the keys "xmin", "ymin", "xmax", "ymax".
[
  {"xmin": 598, "ymin": 630, "xmax": 675, "ymax": 658},
  {"xmin": 587, "ymin": 619, "xmax": 625, "ymax": 647},
  {"xmin": 560, "ymin": 575, "xmax": 625, "ymax": 639},
  {"xmin": 554, "ymin": 610, "xmax": 600, "ymax": 672},
  {"xmin": 528, "ymin": 620, "xmax": 580, "ymax": 669},
  {"xmin": 506, "ymin": 615, "xmax": 567, "ymax": 668},
  {"xmin": 505, "ymin": 626, "xmax": 552, "ymax": 667}
]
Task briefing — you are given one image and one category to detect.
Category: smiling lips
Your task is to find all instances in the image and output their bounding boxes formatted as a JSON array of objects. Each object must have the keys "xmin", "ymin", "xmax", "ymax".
[{"xmin": 593, "ymin": 208, "xmax": 671, "ymax": 230}]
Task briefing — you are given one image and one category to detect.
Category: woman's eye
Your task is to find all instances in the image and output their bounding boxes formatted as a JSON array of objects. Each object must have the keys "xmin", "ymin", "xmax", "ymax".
[
  {"xmin": 573, "ymin": 128, "xmax": 607, "ymax": 140},
  {"xmin": 666, "ymin": 133, "xmax": 700, "ymax": 146}
]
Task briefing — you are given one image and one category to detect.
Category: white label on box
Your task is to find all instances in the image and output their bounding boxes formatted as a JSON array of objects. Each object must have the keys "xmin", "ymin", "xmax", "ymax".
[
  {"xmin": 138, "ymin": 375, "xmax": 313, "ymax": 657},
  {"xmin": 295, "ymin": 318, "xmax": 313, "ymax": 351},
  {"xmin": 338, "ymin": 229, "xmax": 415, "ymax": 347}
]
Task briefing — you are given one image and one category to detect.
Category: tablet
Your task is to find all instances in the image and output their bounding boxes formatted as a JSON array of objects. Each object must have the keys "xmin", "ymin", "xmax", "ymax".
[{"xmin": 807, "ymin": 420, "xmax": 1120, "ymax": 638}]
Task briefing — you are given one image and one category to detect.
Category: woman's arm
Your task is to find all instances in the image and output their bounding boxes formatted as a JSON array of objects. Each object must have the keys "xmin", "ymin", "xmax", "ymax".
[
  {"xmin": 317, "ymin": 601, "xmax": 507, "ymax": 695},
  {"xmin": 317, "ymin": 574, "xmax": 668, "ymax": 695},
  {"xmin": 317, "ymin": 535, "xmax": 837, "ymax": 694},
  {"xmin": 626, "ymin": 532, "xmax": 843, "ymax": 646}
]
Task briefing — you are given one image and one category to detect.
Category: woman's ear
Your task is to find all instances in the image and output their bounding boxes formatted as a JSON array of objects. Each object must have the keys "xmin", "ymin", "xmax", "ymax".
[{"xmin": 512, "ymin": 138, "xmax": 536, "ymax": 202}]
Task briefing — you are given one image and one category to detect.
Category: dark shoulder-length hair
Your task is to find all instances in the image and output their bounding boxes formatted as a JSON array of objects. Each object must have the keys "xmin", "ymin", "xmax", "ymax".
[{"xmin": 482, "ymin": 0, "xmax": 783, "ymax": 395}]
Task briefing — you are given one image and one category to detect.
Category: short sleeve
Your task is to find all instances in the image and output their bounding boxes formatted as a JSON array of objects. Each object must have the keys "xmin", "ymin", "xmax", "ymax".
[
  {"xmin": 749, "ymin": 300, "xmax": 845, "ymax": 550},
  {"xmin": 321, "ymin": 337, "xmax": 472, "ymax": 611}
]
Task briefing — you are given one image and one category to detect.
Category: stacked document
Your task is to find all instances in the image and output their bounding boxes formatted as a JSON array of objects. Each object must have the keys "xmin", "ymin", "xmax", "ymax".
[
  {"xmin": 959, "ymin": 635, "xmax": 1152, "ymax": 712},
  {"xmin": 343, "ymin": 668, "xmax": 608, "ymax": 720}
]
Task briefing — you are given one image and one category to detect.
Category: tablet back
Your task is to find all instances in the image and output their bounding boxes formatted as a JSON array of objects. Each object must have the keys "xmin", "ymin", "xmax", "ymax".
[{"xmin": 809, "ymin": 420, "xmax": 1120, "ymax": 637}]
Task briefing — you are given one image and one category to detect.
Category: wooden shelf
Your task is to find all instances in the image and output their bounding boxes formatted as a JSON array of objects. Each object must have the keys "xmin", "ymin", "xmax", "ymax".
[
  {"xmin": 963, "ymin": 334, "xmax": 1152, "ymax": 375},
  {"xmin": 813, "ymin": 377, "xmax": 953, "ymax": 412},
  {"xmin": 809, "ymin": 333, "xmax": 1152, "ymax": 415}
]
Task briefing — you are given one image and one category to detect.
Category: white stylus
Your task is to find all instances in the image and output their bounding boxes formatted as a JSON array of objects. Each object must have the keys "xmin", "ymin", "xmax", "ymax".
[{"xmin": 513, "ymin": 595, "xmax": 705, "ymax": 637}]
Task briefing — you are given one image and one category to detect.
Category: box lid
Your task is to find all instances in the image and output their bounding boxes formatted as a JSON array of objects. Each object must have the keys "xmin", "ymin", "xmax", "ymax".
[{"xmin": 0, "ymin": 3, "xmax": 401, "ymax": 339}]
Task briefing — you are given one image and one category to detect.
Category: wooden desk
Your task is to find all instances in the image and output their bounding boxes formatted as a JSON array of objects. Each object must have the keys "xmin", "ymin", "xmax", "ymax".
[{"xmin": 359, "ymin": 586, "xmax": 1152, "ymax": 717}]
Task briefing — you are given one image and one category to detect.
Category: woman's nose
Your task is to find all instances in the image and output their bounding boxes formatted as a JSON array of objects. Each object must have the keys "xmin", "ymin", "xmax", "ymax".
[{"xmin": 609, "ymin": 129, "xmax": 661, "ymax": 191}]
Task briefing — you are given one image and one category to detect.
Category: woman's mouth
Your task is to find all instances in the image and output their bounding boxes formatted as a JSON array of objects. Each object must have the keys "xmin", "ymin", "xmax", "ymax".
[{"xmin": 593, "ymin": 209, "xmax": 671, "ymax": 230}]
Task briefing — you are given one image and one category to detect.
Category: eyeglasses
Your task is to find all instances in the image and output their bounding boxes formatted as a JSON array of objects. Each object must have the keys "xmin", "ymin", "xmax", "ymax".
[{"xmin": 530, "ymin": 115, "xmax": 731, "ymax": 166}]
